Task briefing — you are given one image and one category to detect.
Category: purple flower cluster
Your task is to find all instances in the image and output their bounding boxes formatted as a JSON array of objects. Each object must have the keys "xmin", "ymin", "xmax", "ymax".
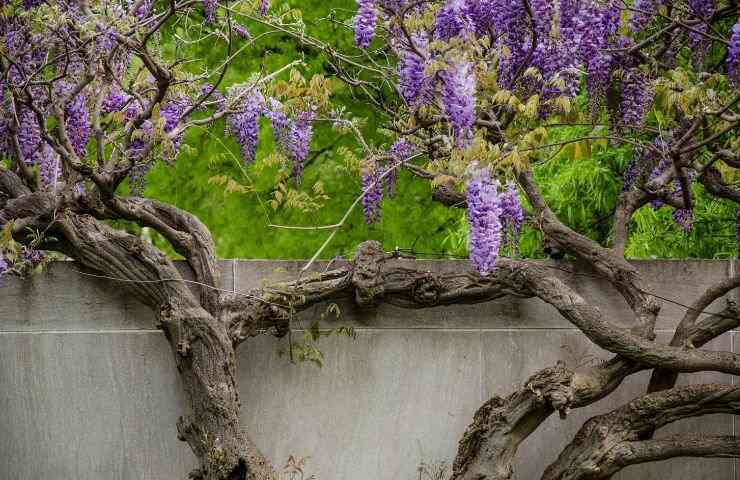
[
  {"xmin": 622, "ymin": 155, "xmax": 639, "ymax": 192},
  {"xmin": 265, "ymin": 97, "xmax": 290, "ymax": 149},
  {"xmin": 95, "ymin": 24, "xmax": 116, "ymax": 53},
  {"xmin": 500, "ymin": 181, "xmax": 524, "ymax": 252},
  {"xmin": 434, "ymin": 0, "xmax": 474, "ymax": 41},
  {"xmin": 620, "ymin": 69, "xmax": 653, "ymax": 128},
  {"xmin": 466, "ymin": 168, "xmax": 502, "ymax": 276},
  {"xmin": 442, "ymin": 61, "xmax": 476, "ymax": 148},
  {"xmin": 161, "ymin": 97, "xmax": 190, "ymax": 156},
  {"xmin": 203, "ymin": 0, "xmax": 217, "ymax": 23},
  {"xmin": 730, "ymin": 20, "xmax": 740, "ymax": 86},
  {"xmin": 227, "ymin": 91, "xmax": 264, "ymax": 164},
  {"xmin": 399, "ymin": 32, "xmax": 430, "ymax": 108},
  {"xmin": 65, "ymin": 93, "xmax": 90, "ymax": 158},
  {"xmin": 102, "ymin": 85, "xmax": 130, "ymax": 113},
  {"xmin": 258, "ymin": 0, "xmax": 270, "ymax": 15},
  {"xmin": 130, "ymin": 0, "xmax": 152, "ymax": 19},
  {"xmin": 629, "ymin": 0, "xmax": 655, "ymax": 32},
  {"xmin": 385, "ymin": 139, "xmax": 415, "ymax": 196},
  {"xmin": 673, "ymin": 208, "xmax": 694, "ymax": 233},
  {"xmin": 233, "ymin": 24, "xmax": 251, "ymax": 39},
  {"xmin": 362, "ymin": 162, "xmax": 383, "ymax": 224},
  {"xmin": 39, "ymin": 146, "xmax": 60, "ymax": 187},
  {"xmin": 17, "ymin": 108, "xmax": 42, "ymax": 164},
  {"xmin": 288, "ymin": 110, "xmax": 314, "ymax": 183},
  {"xmin": 355, "ymin": 0, "xmax": 377, "ymax": 49}
]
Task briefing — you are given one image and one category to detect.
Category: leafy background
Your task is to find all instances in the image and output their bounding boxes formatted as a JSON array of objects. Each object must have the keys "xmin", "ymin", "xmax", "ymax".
[{"xmin": 143, "ymin": 1, "xmax": 736, "ymax": 260}]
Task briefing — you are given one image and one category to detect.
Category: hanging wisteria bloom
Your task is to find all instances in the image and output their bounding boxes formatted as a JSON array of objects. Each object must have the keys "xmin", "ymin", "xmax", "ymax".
[
  {"xmin": 620, "ymin": 69, "xmax": 654, "ymax": 128},
  {"xmin": 17, "ymin": 108, "xmax": 42, "ymax": 164},
  {"xmin": 466, "ymin": 168, "xmax": 503, "ymax": 276},
  {"xmin": 621, "ymin": 155, "xmax": 640, "ymax": 193},
  {"xmin": 233, "ymin": 23, "xmax": 251, "ymax": 39},
  {"xmin": 203, "ymin": 0, "xmax": 217, "ymax": 23},
  {"xmin": 629, "ymin": 0, "xmax": 655, "ymax": 32},
  {"xmin": 39, "ymin": 145, "xmax": 60, "ymax": 188},
  {"xmin": 354, "ymin": 0, "xmax": 377, "ymax": 49},
  {"xmin": 385, "ymin": 139, "xmax": 415, "ymax": 196},
  {"xmin": 362, "ymin": 161, "xmax": 383, "ymax": 224},
  {"xmin": 227, "ymin": 91, "xmax": 264, "ymax": 164},
  {"xmin": 434, "ymin": 0, "xmax": 474, "ymax": 41},
  {"xmin": 442, "ymin": 61, "xmax": 476, "ymax": 148},
  {"xmin": 265, "ymin": 97, "xmax": 290, "ymax": 149},
  {"xmin": 288, "ymin": 110, "xmax": 314, "ymax": 183},
  {"xmin": 500, "ymin": 181, "xmax": 524, "ymax": 252},
  {"xmin": 399, "ymin": 32, "xmax": 430, "ymax": 108},
  {"xmin": 258, "ymin": 0, "xmax": 270, "ymax": 15},
  {"xmin": 65, "ymin": 93, "xmax": 90, "ymax": 158},
  {"xmin": 729, "ymin": 20, "xmax": 740, "ymax": 85},
  {"xmin": 102, "ymin": 85, "xmax": 129, "ymax": 114},
  {"xmin": 673, "ymin": 208, "xmax": 694, "ymax": 233}
]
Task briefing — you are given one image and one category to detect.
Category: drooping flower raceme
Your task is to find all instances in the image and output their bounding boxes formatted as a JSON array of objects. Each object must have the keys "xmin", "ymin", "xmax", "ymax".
[
  {"xmin": 620, "ymin": 69, "xmax": 654, "ymax": 128},
  {"xmin": 258, "ymin": 0, "xmax": 270, "ymax": 15},
  {"xmin": 203, "ymin": 0, "xmax": 217, "ymax": 23},
  {"xmin": 288, "ymin": 110, "xmax": 314, "ymax": 183},
  {"xmin": 466, "ymin": 168, "xmax": 503, "ymax": 276},
  {"xmin": 354, "ymin": 0, "xmax": 377, "ymax": 49},
  {"xmin": 362, "ymin": 161, "xmax": 383, "ymax": 224},
  {"xmin": 227, "ymin": 91, "xmax": 264, "ymax": 164},
  {"xmin": 629, "ymin": 0, "xmax": 655, "ymax": 32},
  {"xmin": 729, "ymin": 20, "xmax": 740, "ymax": 85},
  {"xmin": 399, "ymin": 32, "xmax": 429, "ymax": 108},
  {"xmin": 434, "ymin": 0, "xmax": 474, "ymax": 41},
  {"xmin": 673, "ymin": 208, "xmax": 694, "ymax": 233},
  {"xmin": 265, "ymin": 97, "xmax": 290, "ymax": 149},
  {"xmin": 442, "ymin": 61, "xmax": 476, "ymax": 148},
  {"xmin": 500, "ymin": 181, "xmax": 524, "ymax": 252},
  {"xmin": 385, "ymin": 139, "xmax": 415, "ymax": 196},
  {"xmin": 65, "ymin": 92, "xmax": 90, "ymax": 158},
  {"xmin": 39, "ymin": 145, "xmax": 60, "ymax": 188}
]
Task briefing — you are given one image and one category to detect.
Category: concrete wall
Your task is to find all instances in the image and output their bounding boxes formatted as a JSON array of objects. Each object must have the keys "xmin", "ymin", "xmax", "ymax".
[{"xmin": 0, "ymin": 260, "xmax": 737, "ymax": 480}]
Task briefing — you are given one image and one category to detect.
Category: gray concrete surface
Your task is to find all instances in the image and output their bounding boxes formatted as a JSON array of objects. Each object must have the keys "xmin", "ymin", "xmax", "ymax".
[{"xmin": 0, "ymin": 260, "xmax": 737, "ymax": 479}]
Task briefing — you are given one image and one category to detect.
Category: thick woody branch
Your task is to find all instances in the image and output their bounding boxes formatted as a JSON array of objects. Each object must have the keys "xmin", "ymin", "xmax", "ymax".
[
  {"xmin": 450, "ymin": 267, "xmax": 738, "ymax": 480},
  {"xmin": 101, "ymin": 197, "xmax": 220, "ymax": 315},
  {"xmin": 518, "ymin": 169, "xmax": 660, "ymax": 331},
  {"xmin": 647, "ymin": 274, "xmax": 740, "ymax": 397},
  {"xmin": 542, "ymin": 384, "xmax": 740, "ymax": 480},
  {"xmin": 597, "ymin": 435, "xmax": 740, "ymax": 478}
]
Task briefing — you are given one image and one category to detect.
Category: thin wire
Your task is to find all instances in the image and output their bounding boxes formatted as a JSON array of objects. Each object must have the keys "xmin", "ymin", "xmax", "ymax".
[
  {"xmin": 71, "ymin": 269, "xmax": 285, "ymax": 308},
  {"xmin": 69, "ymin": 247, "xmax": 740, "ymax": 321}
]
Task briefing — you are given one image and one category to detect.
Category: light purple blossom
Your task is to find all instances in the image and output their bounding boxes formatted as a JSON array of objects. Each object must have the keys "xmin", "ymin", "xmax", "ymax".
[
  {"xmin": 434, "ymin": 0, "xmax": 474, "ymax": 41},
  {"xmin": 500, "ymin": 181, "xmax": 523, "ymax": 252},
  {"xmin": 203, "ymin": 0, "xmax": 217, "ymax": 23},
  {"xmin": 227, "ymin": 91, "xmax": 264, "ymax": 164},
  {"xmin": 258, "ymin": 0, "xmax": 269, "ymax": 15},
  {"xmin": 399, "ymin": 32, "xmax": 430, "ymax": 108},
  {"xmin": 620, "ymin": 69, "xmax": 654, "ymax": 128},
  {"xmin": 673, "ymin": 208, "xmax": 694, "ymax": 233},
  {"xmin": 466, "ymin": 168, "xmax": 502, "ymax": 276},
  {"xmin": 362, "ymin": 161, "xmax": 383, "ymax": 224},
  {"xmin": 385, "ymin": 139, "xmax": 415, "ymax": 196},
  {"xmin": 65, "ymin": 93, "xmax": 90, "ymax": 158},
  {"xmin": 288, "ymin": 110, "xmax": 314, "ymax": 183},
  {"xmin": 265, "ymin": 97, "xmax": 290, "ymax": 150},
  {"xmin": 442, "ymin": 60, "xmax": 476, "ymax": 148},
  {"xmin": 39, "ymin": 145, "xmax": 60, "ymax": 188},
  {"xmin": 355, "ymin": 0, "xmax": 377, "ymax": 49},
  {"xmin": 729, "ymin": 20, "xmax": 740, "ymax": 85}
]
